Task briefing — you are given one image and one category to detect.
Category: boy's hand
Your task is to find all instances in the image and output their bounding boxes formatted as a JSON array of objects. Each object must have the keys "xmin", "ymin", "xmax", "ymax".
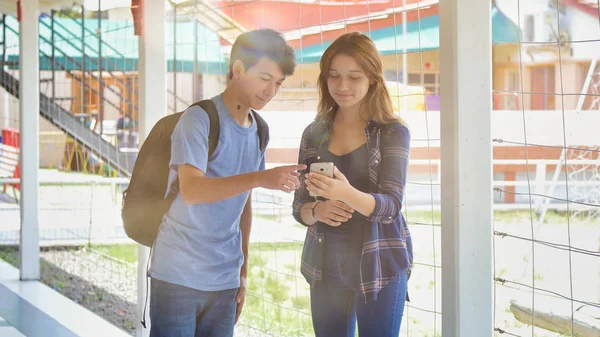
[
  {"xmin": 235, "ymin": 275, "xmax": 247, "ymax": 324},
  {"xmin": 257, "ymin": 164, "xmax": 306, "ymax": 192}
]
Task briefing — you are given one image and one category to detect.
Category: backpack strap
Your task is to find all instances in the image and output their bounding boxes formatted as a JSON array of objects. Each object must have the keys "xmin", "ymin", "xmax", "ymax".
[
  {"xmin": 252, "ymin": 110, "xmax": 269, "ymax": 153},
  {"xmin": 169, "ymin": 104, "xmax": 267, "ymax": 201},
  {"xmin": 168, "ymin": 100, "xmax": 220, "ymax": 200},
  {"xmin": 195, "ymin": 100, "xmax": 220, "ymax": 158}
]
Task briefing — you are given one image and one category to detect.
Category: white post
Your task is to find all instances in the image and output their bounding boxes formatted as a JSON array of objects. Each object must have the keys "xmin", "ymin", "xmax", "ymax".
[
  {"xmin": 439, "ymin": 0, "xmax": 493, "ymax": 335},
  {"xmin": 2, "ymin": 91, "xmax": 8, "ymax": 128},
  {"xmin": 2, "ymin": 27, "xmax": 7, "ymax": 128},
  {"xmin": 534, "ymin": 163, "xmax": 547, "ymax": 214},
  {"xmin": 137, "ymin": 0, "xmax": 166, "ymax": 335},
  {"xmin": 402, "ymin": 0, "xmax": 408, "ymax": 113},
  {"xmin": 19, "ymin": 0, "xmax": 40, "ymax": 280}
]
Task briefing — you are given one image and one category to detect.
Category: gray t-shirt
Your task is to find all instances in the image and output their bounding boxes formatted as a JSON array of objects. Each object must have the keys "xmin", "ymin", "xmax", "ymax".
[{"xmin": 149, "ymin": 94, "xmax": 266, "ymax": 291}]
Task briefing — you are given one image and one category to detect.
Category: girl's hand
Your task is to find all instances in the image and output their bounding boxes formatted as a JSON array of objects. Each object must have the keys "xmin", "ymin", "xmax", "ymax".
[
  {"xmin": 313, "ymin": 200, "xmax": 355, "ymax": 227},
  {"xmin": 306, "ymin": 167, "xmax": 352, "ymax": 202}
]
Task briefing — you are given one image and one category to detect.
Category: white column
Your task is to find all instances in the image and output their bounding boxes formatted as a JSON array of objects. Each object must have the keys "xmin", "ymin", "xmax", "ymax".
[
  {"xmin": 3, "ymin": 90, "xmax": 8, "ymax": 128},
  {"xmin": 439, "ymin": 0, "xmax": 493, "ymax": 336},
  {"xmin": 402, "ymin": 0, "xmax": 407, "ymax": 112},
  {"xmin": 19, "ymin": 0, "xmax": 40, "ymax": 280},
  {"xmin": 137, "ymin": 0, "xmax": 166, "ymax": 335}
]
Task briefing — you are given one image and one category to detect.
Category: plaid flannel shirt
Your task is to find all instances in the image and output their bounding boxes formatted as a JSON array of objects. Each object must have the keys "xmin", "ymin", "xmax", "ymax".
[{"xmin": 292, "ymin": 117, "xmax": 413, "ymax": 303}]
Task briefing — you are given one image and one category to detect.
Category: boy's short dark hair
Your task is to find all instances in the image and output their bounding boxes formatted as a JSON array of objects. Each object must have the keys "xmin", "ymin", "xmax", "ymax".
[{"xmin": 229, "ymin": 29, "xmax": 296, "ymax": 79}]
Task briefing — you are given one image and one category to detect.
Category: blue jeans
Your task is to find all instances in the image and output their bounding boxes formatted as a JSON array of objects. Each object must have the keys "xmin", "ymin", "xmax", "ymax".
[
  {"xmin": 150, "ymin": 278, "xmax": 238, "ymax": 337},
  {"xmin": 310, "ymin": 247, "xmax": 407, "ymax": 337}
]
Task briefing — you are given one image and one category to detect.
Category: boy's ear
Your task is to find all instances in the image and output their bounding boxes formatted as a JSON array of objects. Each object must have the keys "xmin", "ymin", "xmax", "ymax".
[{"xmin": 231, "ymin": 60, "xmax": 246, "ymax": 79}]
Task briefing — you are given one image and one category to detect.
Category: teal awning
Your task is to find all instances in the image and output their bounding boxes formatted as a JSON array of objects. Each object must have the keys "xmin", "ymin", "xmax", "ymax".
[
  {"xmin": 0, "ymin": 5, "xmax": 520, "ymax": 71},
  {"xmin": 296, "ymin": 6, "xmax": 520, "ymax": 64},
  {"xmin": 2, "ymin": 16, "xmax": 226, "ymax": 74},
  {"xmin": 491, "ymin": 6, "xmax": 521, "ymax": 44}
]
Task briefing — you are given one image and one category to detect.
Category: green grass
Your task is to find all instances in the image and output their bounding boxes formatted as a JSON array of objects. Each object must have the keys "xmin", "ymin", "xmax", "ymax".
[
  {"xmin": 403, "ymin": 209, "xmax": 529, "ymax": 224},
  {"xmin": 3, "ymin": 208, "xmax": 595, "ymax": 337},
  {"xmin": 493, "ymin": 209, "xmax": 600, "ymax": 225},
  {"xmin": 89, "ymin": 241, "xmax": 305, "ymax": 265},
  {"xmin": 90, "ymin": 244, "xmax": 139, "ymax": 264},
  {"xmin": 0, "ymin": 246, "xmax": 19, "ymax": 266},
  {"xmin": 0, "ymin": 243, "xmax": 313, "ymax": 335},
  {"xmin": 250, "ymin": 241, "xmax": 304, "ymax": 251},
  {"xmin": 255, "ymin": 214, "xmax": 285, "ymax": 222},
  {"xmin": 86, "ymin": 209, "xmax": 594, "ymax": 267},
  {"xmin": 402, "ymin": 209, "xmax": 600, "ymax": 225}
]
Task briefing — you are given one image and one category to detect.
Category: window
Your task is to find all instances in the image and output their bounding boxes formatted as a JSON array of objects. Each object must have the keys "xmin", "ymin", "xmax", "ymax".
[
  {"xmin": 530, "ymin": 66, "xmax": 555, "ymax": 110},
  {"xmin": 408, "ymin": 73, "xmax": 439, "ymax": 94},
  {"xmin": 505, "ymin": 70, "xmax": 520, "ymax": 92}
]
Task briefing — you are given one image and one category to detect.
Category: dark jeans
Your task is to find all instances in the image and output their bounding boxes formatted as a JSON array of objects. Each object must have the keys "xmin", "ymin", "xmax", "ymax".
[
  {"xmin": 150, "ymin": 278, "xmax": 237, "ymax": 337},
  {"xmin": 310, "ymin": 247, "xmax": 407, "ymax": 337}
]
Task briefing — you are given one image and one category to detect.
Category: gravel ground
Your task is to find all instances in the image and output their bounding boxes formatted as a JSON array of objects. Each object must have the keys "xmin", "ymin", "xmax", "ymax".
[
  {"xmin": 0, "ymin": 246, "xmax": 275, "ymax": 337},
  {"xmin": 0, "ymin": 246, "xmax": 137, "ymax": 336}
]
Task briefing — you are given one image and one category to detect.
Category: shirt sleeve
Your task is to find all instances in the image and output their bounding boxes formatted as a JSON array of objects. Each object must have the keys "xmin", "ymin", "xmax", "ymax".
[
  {"xmin": 259, "ymin": 155, "xmax": 266, "ymax": 171},
  {"xmin": 169, "ymin": 105, "xmax": 210, "ymax": 174},
  {"xmin": 258, "ymin": 131, "xmax": 270, "ymax": 171},
  {"xmin": 366, "ymin": 123, "xmax": 411, "ymax": 223},
  {"xmin": 292, "ymin": 125, "xmax": 315, "ymax": 227}
]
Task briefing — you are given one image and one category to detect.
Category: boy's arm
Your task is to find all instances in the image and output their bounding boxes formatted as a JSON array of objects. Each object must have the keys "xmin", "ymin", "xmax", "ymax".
[
  {"xmin": 235, "ymin": 180, "xmax": 254, "ymax": 324},
  {"xmin": 178, "ymin": 164, "xmax": 304, "ymax": 205},
  {"xmin": 239, "ymin": 193, "xmax": 252, "ymax": 279},
  {"xmin": 172, "ymin": 106, "xmax": 304, "ymax": 205}
]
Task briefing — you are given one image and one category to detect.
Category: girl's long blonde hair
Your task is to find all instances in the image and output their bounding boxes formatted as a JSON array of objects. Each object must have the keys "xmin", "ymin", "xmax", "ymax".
[{"xmin": 316, "ymin": 32, "xmax": 400, "ymax": 124}]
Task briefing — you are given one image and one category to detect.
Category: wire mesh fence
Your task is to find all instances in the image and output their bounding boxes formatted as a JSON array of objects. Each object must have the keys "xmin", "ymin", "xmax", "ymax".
[{"xmin": 0, "ymin": 0, "xmax": 599, "ymax": 336}]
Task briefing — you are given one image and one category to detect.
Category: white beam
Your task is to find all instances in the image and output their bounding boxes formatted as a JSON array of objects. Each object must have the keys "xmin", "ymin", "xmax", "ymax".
[
  {"xmin": 0, "ymin": 3, "xmax": 17, "ymax": 17},
  {"xmin": 137, "ymin": 0, "xmax": 167, "ymax": 335},
  {"xmin": 19, "ymin": 0, "xmax": 40, "ymax": 281},
  {"xmin": 439, "ymin": 0, "xmax": 493, "ymax": 335}
]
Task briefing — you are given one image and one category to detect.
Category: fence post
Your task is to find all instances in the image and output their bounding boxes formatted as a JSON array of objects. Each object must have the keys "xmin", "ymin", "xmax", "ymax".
[{"xmin": 534, "ymin": 163, "xmax": 547, "ymax": 214}]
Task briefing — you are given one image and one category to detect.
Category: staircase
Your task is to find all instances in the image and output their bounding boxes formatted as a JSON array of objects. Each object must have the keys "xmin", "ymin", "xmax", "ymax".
[
  {"xmin": 172, "ymin": 0, "xmax": 246, "ymax": 45},
  {"xmin": 0, "ymin": 68, "xmax": 133, "ymax": 176},
  {"xmin": 0, "ymin": 10, "xmax": 192, "ymax": 177}
]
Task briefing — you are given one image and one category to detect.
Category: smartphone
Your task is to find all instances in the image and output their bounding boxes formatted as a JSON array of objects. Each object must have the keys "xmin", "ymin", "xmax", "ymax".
[{"xmin": 309, "ymin": 162, "xmax": 334, "ymax": 197}]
